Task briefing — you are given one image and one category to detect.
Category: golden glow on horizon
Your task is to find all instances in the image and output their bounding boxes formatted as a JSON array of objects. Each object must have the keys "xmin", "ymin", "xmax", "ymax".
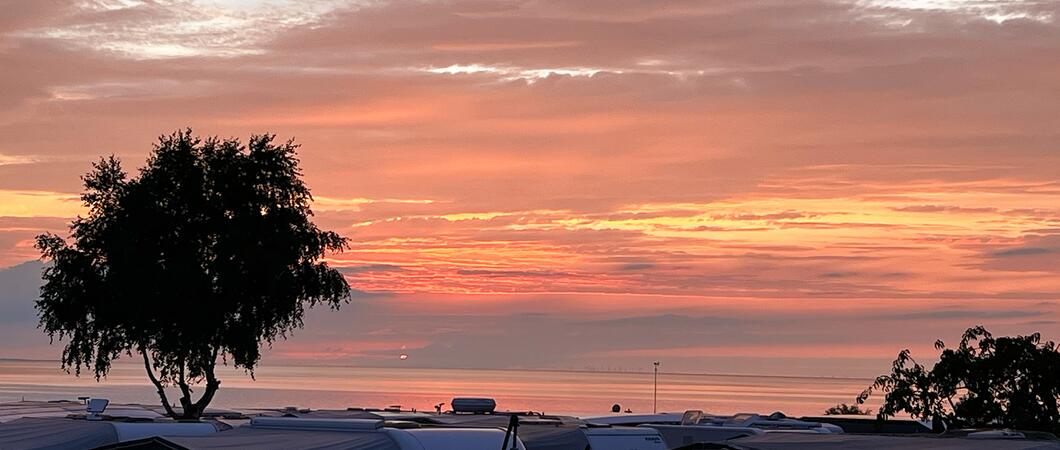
[
  {"xmin": 6, "ymin": 177, "xmax": 1057, "ymax": 300},
  {"xmin": 313, "ymin": 196, "xmax": 437, "ymax": 212},
  {"xmin": 0, "ymin": 190, "xmax": 82, "ymax": 218},
  {"xmin": 328, "ymin": 172, "xmax": 1060, "ymax": 299}
]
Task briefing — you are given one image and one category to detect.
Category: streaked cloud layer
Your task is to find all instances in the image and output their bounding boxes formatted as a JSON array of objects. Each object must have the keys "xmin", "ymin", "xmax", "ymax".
[{"xmin": 1, "ymin": 0, "xmax": 1058, "ymax": 376}]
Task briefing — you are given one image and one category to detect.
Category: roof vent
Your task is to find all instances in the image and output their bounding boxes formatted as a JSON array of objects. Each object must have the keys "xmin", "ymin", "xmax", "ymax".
[
  {"xmin": 681, "ymin": 410, "xmax": 704, "ymax": 425},
  {"xmin": 451, "ymin": 397, "xmax": 496, "ymax": 414}
]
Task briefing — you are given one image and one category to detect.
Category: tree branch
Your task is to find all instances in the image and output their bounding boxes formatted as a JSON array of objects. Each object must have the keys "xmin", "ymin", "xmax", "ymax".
[
  {"xmin": 140, "ymin": 348, "xmax": 178, "ymax": 418},
  {"xmin": 193, "ymin": 346, "xmax": 222, "ymax": 414},
  {"xmin": 176, "ymin": 359, "xmax": 194, "ymax": 418},
  {"xmin": 177, "ymin": 359, "xmax": 191, "ymax": 397}
]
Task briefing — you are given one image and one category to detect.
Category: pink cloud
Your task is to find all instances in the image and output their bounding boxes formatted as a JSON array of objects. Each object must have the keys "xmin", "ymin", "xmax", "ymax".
[{"xmin": 1, "ymin": 0, "xmax": 1058, "ymax": 376}]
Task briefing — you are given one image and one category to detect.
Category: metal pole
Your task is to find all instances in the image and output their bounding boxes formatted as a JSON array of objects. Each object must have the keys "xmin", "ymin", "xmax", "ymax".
[{"xmin": 653, "ymin": 361, "xmax": 660, "ymax": 413}]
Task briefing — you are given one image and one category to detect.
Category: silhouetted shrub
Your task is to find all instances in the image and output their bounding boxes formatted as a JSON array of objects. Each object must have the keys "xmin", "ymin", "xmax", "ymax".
[{"xmin": 858, "ymin": 326, "xmax": 1060, "ymax": 433}]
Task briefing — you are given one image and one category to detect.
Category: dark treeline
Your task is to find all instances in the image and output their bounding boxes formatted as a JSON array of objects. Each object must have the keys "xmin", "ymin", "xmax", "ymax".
[{"xmin": 857, "ymin": 326, "xmax": 1060, "ymax": 434}]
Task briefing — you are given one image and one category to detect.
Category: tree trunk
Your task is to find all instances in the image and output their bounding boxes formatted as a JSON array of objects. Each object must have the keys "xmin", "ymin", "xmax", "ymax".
[
  {"xmin": 173, "ymin": 373, "xmax": 220, "ymax": 420},
  {"xmin": 176, "ymin": 360, "xmax": 196, "ymax": 420},
  {"xmin": 139, "ymin": 348, "xmax": 222, "ymax": 421},
  {"xmin": 191, "ymin": 376, "xmax": 221, "ymax": 419},
  {"xmin": 190, "ymin": 358, "xmax": 221, "ymax": 419}
]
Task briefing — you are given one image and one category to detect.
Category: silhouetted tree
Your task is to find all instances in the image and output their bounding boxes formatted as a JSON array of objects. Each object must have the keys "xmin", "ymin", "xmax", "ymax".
[
  {"xmin": 858, "ymin": 326, "xmax": 1060, "ymax": 433},
  {"xmin": 36, "ymin": 130, "xmax": 350, "ymax": 420},
  {"xmin": 824, "ymin": 403, "xmax": 872, "ymax": 415}
]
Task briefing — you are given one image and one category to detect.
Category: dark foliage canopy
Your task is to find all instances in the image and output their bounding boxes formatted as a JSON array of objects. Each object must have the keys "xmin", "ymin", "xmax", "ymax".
[
  {"xmin": 36, "ymin": 130, "xmax": 350, "ymax": 418},
  {"xmin": 858, "ymin": 326, "xmax": 1060, "ymax": 433}
]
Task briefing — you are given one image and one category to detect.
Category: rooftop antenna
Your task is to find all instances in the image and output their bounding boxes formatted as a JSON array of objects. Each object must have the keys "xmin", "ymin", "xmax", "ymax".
[
  {"xmin": 653, "ymin": 361, "xmax": 660, "ymax": 414},
  {"xmin": 500, "ymin": 414, "xmax": 520, "ymax": 450}
]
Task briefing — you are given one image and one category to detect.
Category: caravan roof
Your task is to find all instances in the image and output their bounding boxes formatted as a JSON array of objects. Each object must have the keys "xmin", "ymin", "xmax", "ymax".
[
  {"xmin": 727, "ymin": 433, "xmax": 1060, "ymax": 449},
  {"xmin": 0, "ymin": 417, "xmax": 223, "ymax": 450},
  {"xmin": 0, "ymin": 400, "xmax": 164, "ymax": 423}
]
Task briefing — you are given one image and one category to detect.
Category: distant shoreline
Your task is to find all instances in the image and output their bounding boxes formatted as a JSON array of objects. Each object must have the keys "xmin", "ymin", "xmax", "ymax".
[{"xmin": 0, "ymin": 358, "xmax": 873, "ymax": 381}]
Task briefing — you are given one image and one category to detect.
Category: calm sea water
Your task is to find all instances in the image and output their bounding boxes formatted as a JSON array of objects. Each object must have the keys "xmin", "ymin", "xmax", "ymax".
[{"xmin": 0, "ymin": 359, "xmax": 874, "ymax": 417}]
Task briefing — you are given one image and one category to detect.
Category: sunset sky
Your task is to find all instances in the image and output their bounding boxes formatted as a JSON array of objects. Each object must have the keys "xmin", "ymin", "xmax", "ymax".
[{"xmin": 1, "ymin": 0, "xmax": 1059, "ymax": 378}]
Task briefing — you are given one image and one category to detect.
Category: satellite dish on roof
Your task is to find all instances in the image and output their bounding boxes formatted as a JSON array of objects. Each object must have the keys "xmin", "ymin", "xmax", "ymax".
[{"xmin": 86, "ymin": 398, "xmax": 109, "ymax": 421}]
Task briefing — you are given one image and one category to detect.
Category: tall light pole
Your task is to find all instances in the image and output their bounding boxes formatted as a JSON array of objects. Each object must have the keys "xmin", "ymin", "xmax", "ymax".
[{"xmin": 653, "ymin": 361, "xmax": 660, "ymax": 414}]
